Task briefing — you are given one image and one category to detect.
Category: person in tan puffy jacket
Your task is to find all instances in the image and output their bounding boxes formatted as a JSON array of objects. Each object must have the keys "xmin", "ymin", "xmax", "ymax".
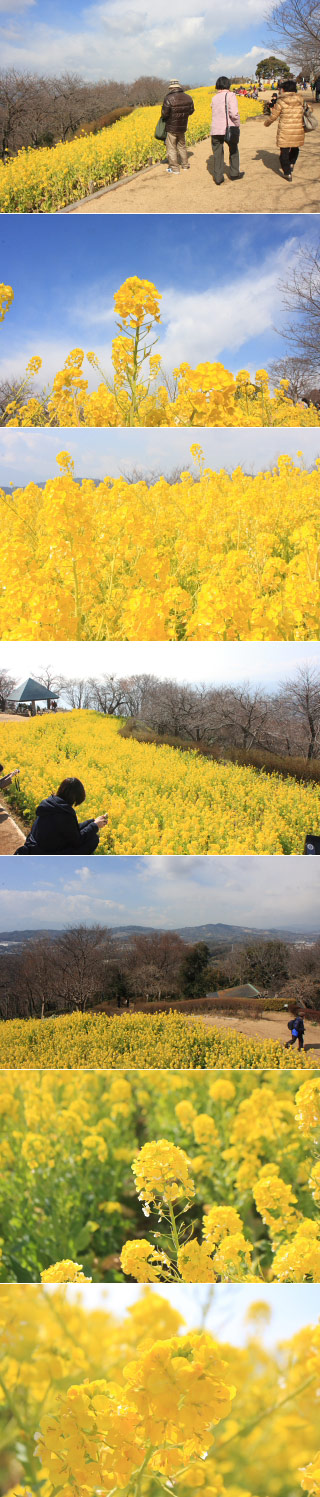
[{"xmin": 264, "ymin": 77, "xmax": 305, "ymax": 179}]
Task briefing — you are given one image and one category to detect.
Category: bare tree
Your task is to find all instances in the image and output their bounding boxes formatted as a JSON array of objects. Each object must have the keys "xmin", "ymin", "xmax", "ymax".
[
  {"xmin": 55, "ymin": 924, "xmax": 111, "ymax": 1012},
  {"xmin": 38, "ymin": 666, "xmax": 63, "ymax": 697},
  {"xmin": 274, "ymin": 242, "xmax": 320, "ymax": 388},
  {"xmin": 89, "ymin": 674, "xmax": 126, "ymax": 715},
  {"xmin": 17, "ymin": 937, "xmax": 61, "ymax": 1020},
  {"xmin": 268, "ymin": 355, "xmax": 318, "ymax": 401},
  {"xmin": 268, "ymin": 0, "xmax": 320, "ymax": 70},
  {"xmin": 217, "ymin": 684, "xmax": 269, "ymax": 752},
  {"xmin": 124, "ymin": 931, "xmax": 185, "ymax": 1002},
  {"xmin": 0, "ymin": 667, "xmax": 16, "ymax": 706},
  {"xmin": 60, "ymin": 678, "xmax": 93, "ymax": 710},
  {"xmin": 280, "ymin": 665, "xmax": 320, "ymax": 758},
  {"xmin": 0, "ymin": 70, "xmax": 169, "ymax": 157}
]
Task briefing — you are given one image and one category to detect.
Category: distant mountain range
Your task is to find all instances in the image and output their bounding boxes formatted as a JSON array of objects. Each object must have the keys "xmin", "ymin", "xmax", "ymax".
[
  {"xmin": 0, "ymin": 922, "xmax": 318, "ymax": 952},
  {"xmin": 3, "ymin": 480, "xmax": 102, "ymax": 494}
]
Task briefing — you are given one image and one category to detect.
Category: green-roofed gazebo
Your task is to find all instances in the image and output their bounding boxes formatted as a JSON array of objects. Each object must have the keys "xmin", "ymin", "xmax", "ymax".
[{"xmin": 8, "ymin": 678, "xmax": 57, "ymax": 704}]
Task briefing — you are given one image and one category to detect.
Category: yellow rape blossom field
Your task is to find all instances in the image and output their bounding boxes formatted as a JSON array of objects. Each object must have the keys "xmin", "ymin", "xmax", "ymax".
[
  {"xmin": 0, "ymin": 1010, "xmax": 316, "ymax": 1072},
  {"xmin": 0, "ymin": 1282, "xmax": 320, "ymax": 1497},
  {"xmin": 0, "ymin": 1070, "xmax": 319, "ymax": 1283},
  {"xmin": 0, "ymin": 89, "xmax": 262, "ymax": 213},
  {"xmin": 1, "ymin": 712, "xmax": 320, "ymax": 854},
  {"xmin": 1, "ymin": 277, "xmax": 320, "ymax": 427},
  {"xmin": 1, "ymin": 452, "xmax": 320, "ymax": 640}
]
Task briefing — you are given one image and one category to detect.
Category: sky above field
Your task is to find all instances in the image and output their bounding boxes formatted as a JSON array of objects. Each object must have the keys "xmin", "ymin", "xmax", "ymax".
[
  {"xmin": 1, "ymin": 854, "xmax": 319, "ymax": 930},
  {"xmin": 59, "ymin": 1284, "xmax": 320, "ymax": 1345},
  {"xmin": 0, "ymin": 0, "xmax": 277, "ymax": 82},
  {"xmin": 1, "ymin": 428, "xmax": 320, "ymax": 485},
  {"xmin": 1, "ymin": 640, "xmax": 320, "ymax": 692},
  {"xmin": 1, "ymin": 214, "xmax": 316, "ymax": 391}
]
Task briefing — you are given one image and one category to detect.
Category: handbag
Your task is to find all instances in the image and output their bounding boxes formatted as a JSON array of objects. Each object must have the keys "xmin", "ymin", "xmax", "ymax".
[
  {"xmin": 155, "ymin": 117, "xmax": 167, "ymax": 141},
  {"xmin": 304, "ymin": 106, "xmax": 318, "ymax": 130},
  {"xmin": 224, "ymin": 91, "xmax": 239, "ymax": 145}
]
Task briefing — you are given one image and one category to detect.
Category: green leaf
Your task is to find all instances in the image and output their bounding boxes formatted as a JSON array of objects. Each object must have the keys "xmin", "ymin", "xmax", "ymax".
[
  {"xmin": 9, "ymin": 1257, "xmax": 35, "ymax": 1282},
  {"xmin": 75, "ymin": 1223, "xmax": 94, "ymax": 1251}
]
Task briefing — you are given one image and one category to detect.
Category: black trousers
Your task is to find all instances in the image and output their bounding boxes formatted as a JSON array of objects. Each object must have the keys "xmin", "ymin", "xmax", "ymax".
[
  {"xmin": 280, "ymin": 146, "xmax": 299, "ymax": 176},
  {"xmin": 211, "ymin": 132, "xmax": 240, "ymax": 183}
]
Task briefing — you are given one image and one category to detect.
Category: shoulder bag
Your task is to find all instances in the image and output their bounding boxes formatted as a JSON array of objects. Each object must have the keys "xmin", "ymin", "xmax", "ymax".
[{"xmin": 155, "ymin": 117, "xmax": 167, "ymax": 140}]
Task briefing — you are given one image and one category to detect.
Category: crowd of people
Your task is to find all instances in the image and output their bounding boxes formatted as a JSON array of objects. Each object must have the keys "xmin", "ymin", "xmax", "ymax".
[{"xmin": 158, "ymin": 74, "xmax": 318, "ymax": 183}]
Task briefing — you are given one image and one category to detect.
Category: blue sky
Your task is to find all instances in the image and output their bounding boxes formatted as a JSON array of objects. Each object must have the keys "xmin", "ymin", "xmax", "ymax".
[
  {"xmin": 2, "ymin": 428, "xmax": 320, "ymax": 486},
  {"xmin": 62, "ymin": 1284, "xmax": 320, "ymax": 1346},
  {"xmin": 1, "ymin": 215, "xmax": 316, "ymax": 391},
  {"xmin": 0, "ymin": 0, "xmax": 280, "ymax": 83},
  {"xmin": 0, "ymin": 854, "xmax": 319, "ymax": 930}
]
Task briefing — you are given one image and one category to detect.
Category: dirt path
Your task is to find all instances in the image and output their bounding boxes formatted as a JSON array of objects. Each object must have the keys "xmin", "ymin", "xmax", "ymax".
[
  {"xmin": 70, "ymin": 105, "xmax": 320, "ymax": 215},
  {"xmin": 0, "ymin": 801, "xmax": 25, "ymax": 853},
  {"xmin": 0, "ymin": 719, "xmax": 29, "ymax": 851},
  {"xmin": 190, "ymin": 1008, "xmax": 320, "ymax": 1053}
]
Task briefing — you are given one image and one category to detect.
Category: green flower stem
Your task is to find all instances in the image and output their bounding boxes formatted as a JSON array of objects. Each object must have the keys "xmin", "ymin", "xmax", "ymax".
[
  {"xmin": 213, "ymin": 1371, "xmax": 317, "ymax": 1454},
  {"xmin": 0, "ymin": 1372, "xmax": 42, "ymax": 1495},
  {"xmin": 133, "ymin": 1443, "xmax": 154, "ymax": 1497},
  {"xmin": 168, "ymin": 1200, "xmax": 180, "ymax": 1256}
]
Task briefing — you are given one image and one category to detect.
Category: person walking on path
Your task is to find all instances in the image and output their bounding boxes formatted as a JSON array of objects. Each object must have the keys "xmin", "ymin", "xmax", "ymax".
[
  {"xmin": 210, "ymin": 76, "xmax": 244, "ymax": 185},
  {"xmin": 285, "ymin": 1014, "xmax": 305, "ymax": 1050},
  {"xmin": 14, "ymin": 776, "xmax": 108, "ymax": 855},
  {"xmin": 264, "ymin": 78, "xmax": 305, "ymax": 180},
  {"xmin": 161, "ymin": 79, "xmax": 194, "ymax": 173}
]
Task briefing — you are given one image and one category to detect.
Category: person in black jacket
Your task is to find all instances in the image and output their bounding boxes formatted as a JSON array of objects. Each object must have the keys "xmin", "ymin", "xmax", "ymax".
[
  {"xmin": 285, "ymin": 1014, "xmax": 305, "ymax": 1050},
  {"xmin": 161, "ymin": 79, "xmax": 194, "ymax": 173},
  {"xmin": 304, "ymin": 834, "xmax": 320, "ymax": 853},
  {"xmin": 14, "ymin": 776, "xmax": 108, "ymax": 855}
]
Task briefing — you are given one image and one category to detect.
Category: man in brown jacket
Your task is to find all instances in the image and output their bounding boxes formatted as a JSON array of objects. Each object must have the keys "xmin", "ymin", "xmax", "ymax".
[
  {"xmin": 264, "ymin": 78, "xmax": 305, "ymax": 180},
  {"xmin": 161, "ymin": 79, "xmax": 194, "ymax": 173}
]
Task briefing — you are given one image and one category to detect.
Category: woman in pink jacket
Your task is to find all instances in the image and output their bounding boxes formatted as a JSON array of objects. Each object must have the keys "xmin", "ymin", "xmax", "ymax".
[{"xmin": 210, "ymin": 76, "xmax": 244, "ymax": 185}]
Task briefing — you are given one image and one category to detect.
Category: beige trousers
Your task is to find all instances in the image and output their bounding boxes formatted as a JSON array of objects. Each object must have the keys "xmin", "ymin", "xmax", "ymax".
[{"xmin": 166, "ymin": 130, "xmax": 188, "ymax": 170}]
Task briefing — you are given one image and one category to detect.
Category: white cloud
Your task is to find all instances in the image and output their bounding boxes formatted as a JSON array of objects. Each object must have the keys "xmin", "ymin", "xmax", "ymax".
[
  {"xmin": 0, "ymin": 0, "xmax": 34, "ymax": 11},
  {"xmin": 0, "ymin": 0, "xmax": 276, "ymax": 80},
  {"xmin": 0, "ymin": 888, "xmax": 125, "ymax": 923},
  {"xmin": 0, "ymin": 336, "xmax": 113, "ymax": 394},
  {"xmin": 158, "ymin": 246, "xmax": 296, "ymax": 370},
  {"xmin": 1, "ymin": 856, "xmax": 320, "ymax": 932}
]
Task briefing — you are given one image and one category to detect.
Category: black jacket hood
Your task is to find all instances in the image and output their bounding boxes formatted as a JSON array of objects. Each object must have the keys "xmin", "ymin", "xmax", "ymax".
[{"xmin": 35, "ymin": 795, "xmax": 77, "ymax": 816}]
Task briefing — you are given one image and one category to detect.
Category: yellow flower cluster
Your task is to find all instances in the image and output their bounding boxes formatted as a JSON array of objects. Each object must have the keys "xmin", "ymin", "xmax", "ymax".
[
  {"xmin": 1, "ymin": 277, "xmax": 319, "ymax": 428},
  {"xmin": 0, "ymin": 1071, "xmax": 319, "ymax": 1283},
  {"xmin": 301, "ymin": 1455, "xmax": 320, "ymax": 1495},
  {"xmin": 41, "ymin": 1260, "xmax": 92, "ymax": 1282},
  {"xmin": 1, "ymin": 453, "xmax": 320, "ymax": 640},
  {"xmin": 120, "ymin": 1239, "xmax": 171, "ymax": 1282},
  {"xmin": 2, "ymin": 712, "xmax": 319, "ymax": 854},
  {"xmin": 0, "ymin": 89, "xmax": 262, "ymax": 212},
  {"xmin": 0, "ymin": 284, "xmax": 14, "ymax": 321},
  {"xmin": 0, "ymin": 1285, "xmax": 319, "ymax": 1497},
  {"xmin": 132, "ymin": 1138, "xmax": 195, "ymax": 1207},
  {"xmin": 37, "ymin": 1333, "xmax": 235, "ymax": 1493}
]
